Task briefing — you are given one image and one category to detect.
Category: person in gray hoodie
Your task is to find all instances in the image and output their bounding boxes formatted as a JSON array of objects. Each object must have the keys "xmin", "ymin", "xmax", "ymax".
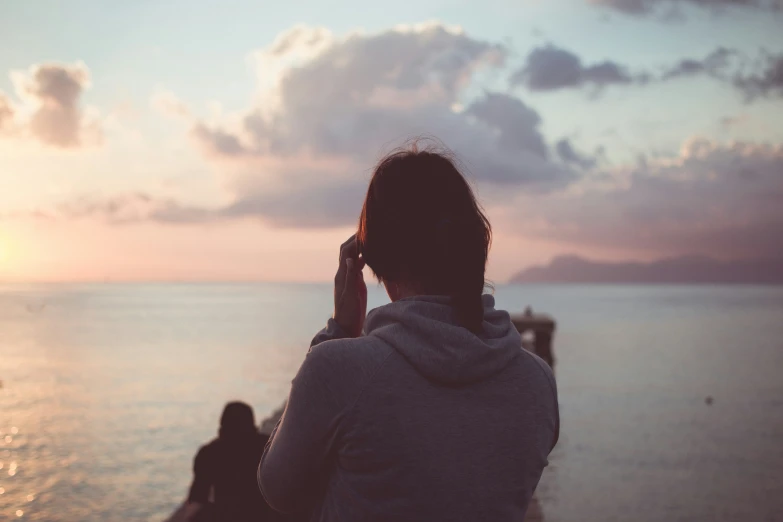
[{"xmin": 258, "ymin": 144, "xmax": 559, "ymax": 522}]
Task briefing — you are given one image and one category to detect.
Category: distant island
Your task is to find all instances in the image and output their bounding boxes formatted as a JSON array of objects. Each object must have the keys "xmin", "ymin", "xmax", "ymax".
[{"xmin": 509, "ymin": 255, "xmax": 783, "ymax": 284}]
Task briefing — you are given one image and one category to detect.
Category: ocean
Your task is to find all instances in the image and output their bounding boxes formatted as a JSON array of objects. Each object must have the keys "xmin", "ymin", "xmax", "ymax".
[{"xmin": 1, "ymin": 283, "xmax": 782, "ymax": 521}]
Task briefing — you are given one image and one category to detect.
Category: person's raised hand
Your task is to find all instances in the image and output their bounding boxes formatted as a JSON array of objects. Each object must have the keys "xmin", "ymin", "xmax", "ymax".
[{"xmin": 333, "ymin": 234, "xmax": 367, "ymax": 338}]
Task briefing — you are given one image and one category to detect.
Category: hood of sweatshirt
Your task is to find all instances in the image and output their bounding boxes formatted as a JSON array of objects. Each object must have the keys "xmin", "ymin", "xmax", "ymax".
[{"xmin": 364, "ymin": 294, "xmax": 522, "ymax": 385}]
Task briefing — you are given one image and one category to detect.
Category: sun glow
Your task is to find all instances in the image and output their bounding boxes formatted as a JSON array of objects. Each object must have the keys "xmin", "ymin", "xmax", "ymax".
[{"xmin": 0, "ymin": 233, "xmax": 19, "ymax": 267}]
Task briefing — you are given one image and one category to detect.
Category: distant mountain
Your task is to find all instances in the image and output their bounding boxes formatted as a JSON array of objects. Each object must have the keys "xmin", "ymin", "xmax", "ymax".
[{"xmin": 509, "ymin": 255, "xmax": 783, "ymax": 284}]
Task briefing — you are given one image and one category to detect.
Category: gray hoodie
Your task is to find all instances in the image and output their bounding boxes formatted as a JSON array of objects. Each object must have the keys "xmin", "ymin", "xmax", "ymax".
[{"xmin": 259, "ymin": 295, "xmax": 559, "ymax": 522}]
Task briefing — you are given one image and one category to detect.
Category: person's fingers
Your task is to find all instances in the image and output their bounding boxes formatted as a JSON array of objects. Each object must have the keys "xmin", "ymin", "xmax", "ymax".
[
  {"xmin": 339, "ymin": 234, "xmax": 358, "ymax": 265},
  {"xmin": 336, "ymin": 236, "xmax": 360, "ymax": 298},
  {"xmin": 342, "ymin": 257, "xmax": 356, "ymax": 299},
  {"xmin": 359, "ymin": 271, "xmax": 368, "ymax": 330},
  {"xmin": 339, "ymin": 234, "xmax": 356, "ymax": 252},
  {"xmin": 356, "ymin": 261, "xmax": 367, "ymax": 297},
  {"xmin": 359, "ymin": 271, "xmax": 367, "ymax": 306},
  {"xmin": 334, "ymin": 257, "xmax": 347, "ymax": 295}
]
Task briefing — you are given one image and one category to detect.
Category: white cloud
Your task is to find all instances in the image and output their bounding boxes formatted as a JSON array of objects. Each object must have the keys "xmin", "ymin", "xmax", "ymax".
[
  {"xmin": 165, "ymin": 23, "xmax": 577, "ymax": 227},
  {"xmin": 151, "ymin": 89, "xmax": 191, "ymax": 119},
  {"xmin": 0, "ymin": 92, "xmax": 14, "ymax": 131},
  {"xmin": 53, "ymin": 192, "xmax": 213, "ymax": 225},
  {"xmin": 7, "ymin": 62, "xmax": 102, "ymax": 148}
]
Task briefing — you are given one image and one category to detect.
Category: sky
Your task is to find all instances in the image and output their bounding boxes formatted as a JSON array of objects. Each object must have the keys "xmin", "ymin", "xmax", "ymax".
[{"xmin": 0, "ymin": 0, "xmax": 781, "ymax": 282}]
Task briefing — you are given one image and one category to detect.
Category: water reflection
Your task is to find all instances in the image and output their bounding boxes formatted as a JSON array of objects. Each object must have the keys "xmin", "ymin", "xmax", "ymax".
[{"xmin": 2, "ymin": 283, "xmax": 782, "ymax": 521}]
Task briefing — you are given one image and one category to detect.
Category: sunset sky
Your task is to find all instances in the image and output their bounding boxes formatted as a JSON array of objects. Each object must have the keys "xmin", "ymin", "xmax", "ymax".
[{"xmin": 0, "ymin": 0, "xmax": 781, "ymax": 282}]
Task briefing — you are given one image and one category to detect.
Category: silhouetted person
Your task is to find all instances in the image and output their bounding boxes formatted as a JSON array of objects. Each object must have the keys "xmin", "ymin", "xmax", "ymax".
[
  {"xmin": 258, "ymin": 142, "xmax": 560, "ymax": 521},
  {"xmin": 184, "ymin": 402, "xmax": 276, "ymax": 522}
]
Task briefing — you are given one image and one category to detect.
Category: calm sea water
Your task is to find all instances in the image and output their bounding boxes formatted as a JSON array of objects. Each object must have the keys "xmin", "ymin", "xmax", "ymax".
[{"xmin": 1, "ymin": 283, "xmax": 782, "ymax": 521}]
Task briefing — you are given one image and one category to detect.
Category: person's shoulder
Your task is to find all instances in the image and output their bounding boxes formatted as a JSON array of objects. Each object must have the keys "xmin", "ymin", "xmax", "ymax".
[
  {"xmin": 299, "ymin": 336, "xmax": 394, "ymax": 396},
  {"xmin": 517, "ymin": 349, "xmax": 559, "ymax": 449},
  {"xmin": 255, "ymin": 431, "xmax": 270, "ymax": 447},
  {"xmin": 194, "ymin": 438, "xmax": 220, "ymax": 468},
  {"xmin": 197, "ymin": 438, "xmax": 220, "ymax": 455},
  {"xmin": 308, "ymin": 334, "xmax": 393, "ymax": 368},
  {"xmin": 515, "ymin": 348, "xmax": 556, "ymax": 385}
]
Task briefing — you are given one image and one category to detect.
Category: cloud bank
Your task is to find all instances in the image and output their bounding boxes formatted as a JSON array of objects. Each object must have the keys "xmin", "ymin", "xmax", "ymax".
[
  {"xmin": 734, "ymin": 52, "xmax": 783, "ymax": 100},
  {"xmin": 159, "ymin": 24, "xmax": 580, "ymax": 227},
  {"xmin": 516, "ymin": 138, "xmax": 783, "ymax": 259},
  {"xmin": 24, "ymin": 23, "xmax": 780, "ymax": 265},
  {"xmin": 588, "ymin": 0, "xmax": 782, "ymax": 16},
  {"xmin": 661, "ymin": 47, "xmax": 735, "ymax": 80},
  {"xmin": 51, "ymin": 136, "xmax": 782, "ymax": 262},
  {"xmin": 511, "ymin": 45, "xmax": 647, "ymax": 92},
  {"xmin": 512, "ymin": 44, "xmax": 783, "ymax": 101}
]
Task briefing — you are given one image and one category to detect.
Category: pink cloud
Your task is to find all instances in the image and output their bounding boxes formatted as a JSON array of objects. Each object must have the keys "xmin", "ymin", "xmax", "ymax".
[{"xmin": 506, "ymin": 138, "xmax": 783, "ymax": 259}]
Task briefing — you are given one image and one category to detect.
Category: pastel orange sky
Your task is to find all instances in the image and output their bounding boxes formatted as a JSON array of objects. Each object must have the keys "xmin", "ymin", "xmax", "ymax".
[
  {"xmin": 0, "ymin": 215, "xmax": 649, "ymax": 283},
  {"xmin": 1, "ymin": 1, "xmax": 781, "ymax": 282}
]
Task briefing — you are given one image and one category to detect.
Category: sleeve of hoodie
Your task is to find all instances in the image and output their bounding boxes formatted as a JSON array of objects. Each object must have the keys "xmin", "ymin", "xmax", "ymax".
[
  {"xmin": 531, "ymin": 353, "xmax": 560, "ymax": 452},
  {"xmin": 309, "ymin": 317, "xmax": 349, "ymax": 347},
  {"xmin": 258, "ymin": 318, "xmax": 388, "ymax": 514}
]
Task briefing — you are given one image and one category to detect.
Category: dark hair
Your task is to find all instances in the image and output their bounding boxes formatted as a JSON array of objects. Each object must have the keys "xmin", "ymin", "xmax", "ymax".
[
  {"xmin": 357, "ymin": 141, "xmax": 492, "ymax": 333},
  {"xmin": 219, "ymin": 401, "xmax": 257, "ymax": 440}
]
